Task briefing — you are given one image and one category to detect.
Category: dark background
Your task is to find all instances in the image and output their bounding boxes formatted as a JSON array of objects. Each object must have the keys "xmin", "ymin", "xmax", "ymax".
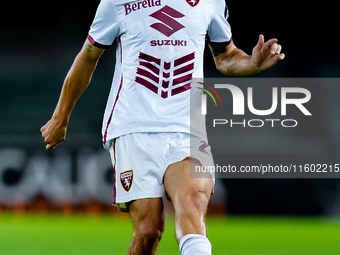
[{"xmin": 1, "ymin": 0, "xmax": 339, "ymax": 215}]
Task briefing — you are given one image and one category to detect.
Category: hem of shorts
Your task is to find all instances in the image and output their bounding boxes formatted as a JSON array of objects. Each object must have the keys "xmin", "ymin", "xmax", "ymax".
[
  {"xmin": 103, "ymin": 127, "xmax": 191, "ymax": 144},
  {"xmin": 164, "ymin": 154, "xmax": 189, "ymax": 172},
  {"xmin": 114, "ymin": 192, "xmax": 165, "ymax": 205},
  {"xmin": 113, "ymin": 192, "xmax": 165, "ymax": 213}
]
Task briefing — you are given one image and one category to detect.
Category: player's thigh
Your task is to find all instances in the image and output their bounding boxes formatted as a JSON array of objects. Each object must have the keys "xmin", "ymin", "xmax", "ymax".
[
  {"xmin": 128, "ymin": 198, "xmax": 165, "ymax": 234},
  {"xmin": 164, "ymin": 157, "xmax": 213, "ymax": 207}
]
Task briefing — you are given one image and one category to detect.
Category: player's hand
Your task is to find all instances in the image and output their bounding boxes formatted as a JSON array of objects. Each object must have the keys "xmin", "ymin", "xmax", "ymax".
[
  {"xmin": 40, "ymin": 118, "xmax": 67, "ymax": 150},
  {"xmin": 252, "ymin": 34, "xmax": 285, "ymax": 71}
]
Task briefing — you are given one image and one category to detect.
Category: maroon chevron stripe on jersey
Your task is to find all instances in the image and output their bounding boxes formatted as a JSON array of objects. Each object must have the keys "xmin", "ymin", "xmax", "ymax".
[{"xmin": 136, "ymin": 52, "xmax": 195, "ymax": 99}]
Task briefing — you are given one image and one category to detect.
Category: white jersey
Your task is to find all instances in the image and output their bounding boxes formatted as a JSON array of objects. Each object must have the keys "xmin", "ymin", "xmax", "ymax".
[{"xmin": 88, "ymin": 0, "xmax": 232, "ymax": 144}]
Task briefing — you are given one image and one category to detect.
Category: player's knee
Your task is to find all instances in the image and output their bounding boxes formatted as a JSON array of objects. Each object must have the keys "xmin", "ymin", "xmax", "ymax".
[
  {"xmin": 135, "ymin": 218, "xmax": 165, "ymax": 245},
  {"xmin": 142, "ymin": 226, "xmax": 164, "ymax": 244}
]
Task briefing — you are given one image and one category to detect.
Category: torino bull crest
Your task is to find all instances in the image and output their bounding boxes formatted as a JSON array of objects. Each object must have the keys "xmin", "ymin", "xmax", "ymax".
[{"xmin": 120, "ymin": 170, "xmax": 134, "ymax": 192}]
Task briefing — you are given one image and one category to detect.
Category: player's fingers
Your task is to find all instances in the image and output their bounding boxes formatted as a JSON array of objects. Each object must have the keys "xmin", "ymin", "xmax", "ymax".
[
  {"xmin": 46, "ymin": 143, "xmax": 56, "ymax": 150},
  {"xmin": 257, "ymin": 34, "xmax": 265, "ymax": 47},
  {"xmin": 270, "ymin": 43, "xmax": 283, "ymax": 55},
  {"xmin": 45, "ymin": 137, "xmax": 60, "ymax": 150},
  {"xmin": 278, "ymin": 53, "xmax": 285, "ymax": 60},
  {"xmin": 43, "ymin": 135, "xmax": 51, "ymax": 147},
  {"xmin": 42, "ymin": 130, "xmax": 53, "ymax": 146},
  {"xmin": 259, "ymin": 34, "xmax": 265, "ymax": 44},
  {"xmin": 40, "ymin": 121, "xmax": 51, "ymax": 137},
  {"xmin": 262, "ymin": 38, "xmax": 278, "ymax": 52},
  {"xmin": 272, "ymin": 52, "xmax": 285, "ymax": 64},
  {"xmin": 270, "ymin": 43, "xmax": 279, "ymax": 55},
  {"xmin": 276, "ymin": 44, "xmax": 282, "ymax": 54},
  {"xmin": 46, "ymin": 135, "xmax": 65, "ymax": 150},
  {"xmin": 40, "ymin": 125, "xmax": 46, "ymax": 135},
  {"xmin": 254, "ymin": 34, "xmax": 264, "ymax": 51}
]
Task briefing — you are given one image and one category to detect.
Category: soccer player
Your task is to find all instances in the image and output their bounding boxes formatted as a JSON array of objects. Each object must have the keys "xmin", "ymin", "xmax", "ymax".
[{"xmin": 41, "ymin": 0, "xmax": 284, "ymax": 254}]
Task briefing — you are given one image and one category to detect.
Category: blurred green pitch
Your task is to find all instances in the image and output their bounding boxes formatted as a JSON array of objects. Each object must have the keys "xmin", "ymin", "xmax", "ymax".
[{"xmin": 1, "ymin": 214, "xmax": 340, "ymax": 255}]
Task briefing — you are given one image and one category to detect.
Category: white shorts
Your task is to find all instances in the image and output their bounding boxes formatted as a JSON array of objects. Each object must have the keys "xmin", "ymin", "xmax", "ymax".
[{"xmin": 108, "ymin": 132, "xmax": 214, "ymax": 212}]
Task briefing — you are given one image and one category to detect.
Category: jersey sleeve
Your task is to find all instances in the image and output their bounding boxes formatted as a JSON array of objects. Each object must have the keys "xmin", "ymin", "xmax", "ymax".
[
  {"xmin": 207, "ymin": 0, "xmax": 232, "ymax": 44},
  {"xmin": 88, "ymin": 0, "xmax": 122, "ymax": 49}
]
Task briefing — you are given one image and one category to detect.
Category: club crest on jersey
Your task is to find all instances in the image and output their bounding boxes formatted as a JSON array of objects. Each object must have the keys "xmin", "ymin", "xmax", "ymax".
[
  {"xmin": 186, "ymin": 0, "xmax": 200, "ymax": 7},
  {"xmin": 120, "ymin": 170, "xmax": 133, "ymax": 192}
]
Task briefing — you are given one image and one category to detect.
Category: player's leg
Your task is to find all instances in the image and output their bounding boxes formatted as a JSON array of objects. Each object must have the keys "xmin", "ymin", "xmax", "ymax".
[
  {"xmin": 127, "ymin": 197, "xmax": 165, "ymax": 255},
  {"xmin": 108, "ymin": 133, "xmax": 167, "ymax": 255},
  {"xmin": 164, "ymin": 157, "xmax": 213, "ymax": 255}
]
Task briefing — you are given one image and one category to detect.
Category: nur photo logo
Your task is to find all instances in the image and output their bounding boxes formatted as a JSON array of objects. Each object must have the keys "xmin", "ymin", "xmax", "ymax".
[{"xmin": 198, "ymin": 80, "xmax": 312, "ymax": 128}]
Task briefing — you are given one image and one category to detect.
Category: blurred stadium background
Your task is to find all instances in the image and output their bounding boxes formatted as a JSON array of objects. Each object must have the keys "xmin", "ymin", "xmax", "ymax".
[{"xmin": 1, "ymin": 0, "xmax": 340, "ymax": 254}]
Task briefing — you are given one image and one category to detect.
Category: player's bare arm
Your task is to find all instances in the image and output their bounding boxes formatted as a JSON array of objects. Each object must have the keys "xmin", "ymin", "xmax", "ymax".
[
  {"xmin": 211, "ymin": 34, "xmax": 285, "ymax": 76},
  {"xmin": 41, "ymin": 39, "xmax": 104, "ymax": 150}
]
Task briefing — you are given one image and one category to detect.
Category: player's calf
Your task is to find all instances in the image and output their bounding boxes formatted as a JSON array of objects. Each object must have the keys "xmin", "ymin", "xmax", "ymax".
[
  {"xmin": 172, "ymin": 184, "xmax": 211, "ymax": 240},
  {"xmin": 128, "ymin": 198, "xmax": 165, "ymax": 255},
  {"xmin": 173, "ymin": 187, "xmax": 213, "ymax": 255}
]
